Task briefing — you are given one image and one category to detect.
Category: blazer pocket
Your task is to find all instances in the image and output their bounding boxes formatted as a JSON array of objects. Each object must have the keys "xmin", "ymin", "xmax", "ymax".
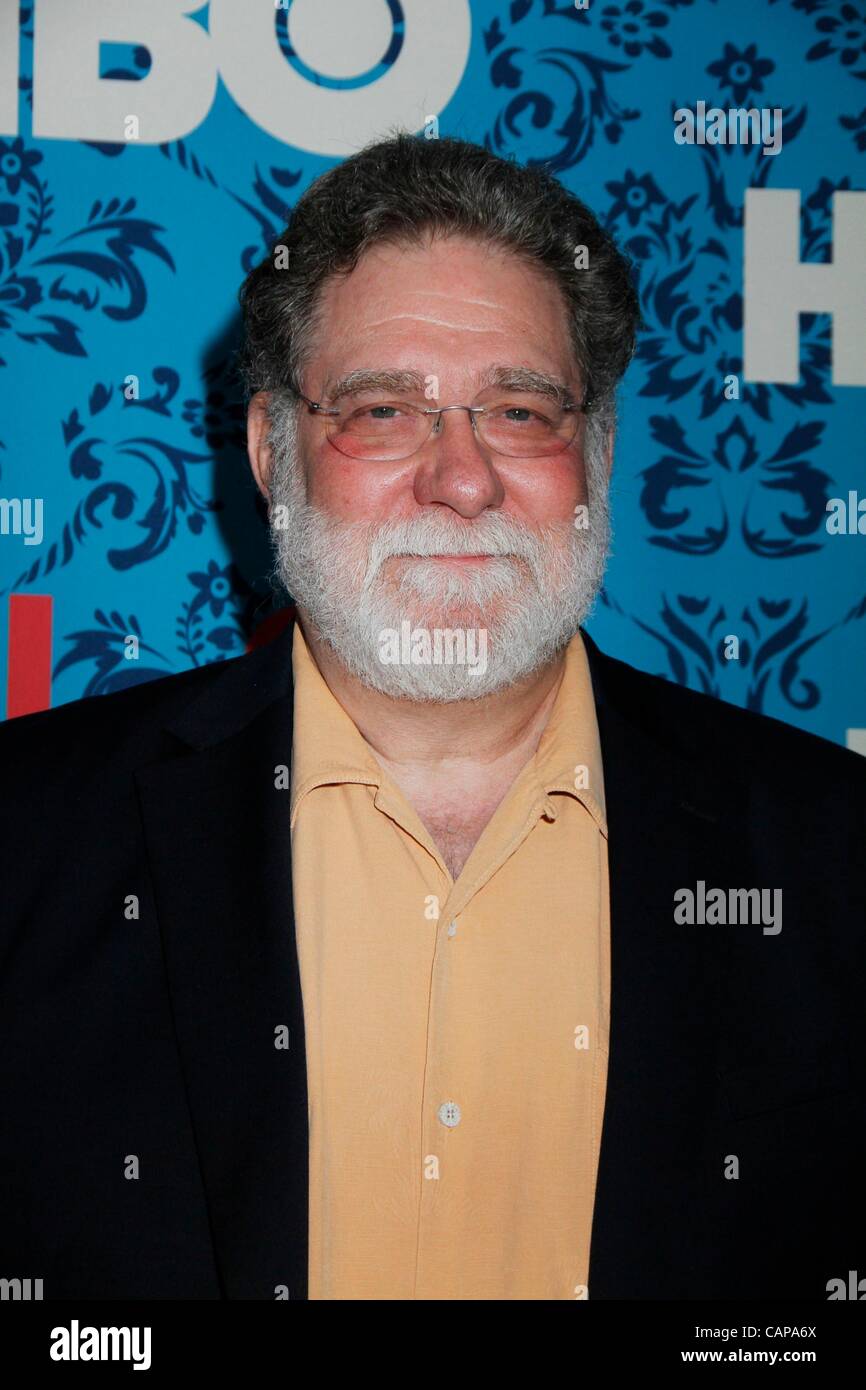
[{"xmin": 717, "ymin": 1051, "xmax": 852, "ymax": 1121}]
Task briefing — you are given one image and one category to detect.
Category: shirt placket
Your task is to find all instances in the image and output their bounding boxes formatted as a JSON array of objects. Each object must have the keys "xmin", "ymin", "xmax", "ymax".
[{"xmin": 412, "ymin": 871, "xmax": 471, "ymax": 1301}]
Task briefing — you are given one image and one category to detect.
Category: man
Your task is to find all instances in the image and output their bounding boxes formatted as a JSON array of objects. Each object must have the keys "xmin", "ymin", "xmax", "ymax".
[{"xmin": 0, "ymin": 135, "xmax": 863, "ymax": 1302}]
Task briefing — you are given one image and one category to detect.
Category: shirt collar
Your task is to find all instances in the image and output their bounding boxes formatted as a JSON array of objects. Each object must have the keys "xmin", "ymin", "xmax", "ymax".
[
  {"xmin": 531, "ymin": 627, "xmax": 607, "ymax": 834},
  {"xmin": 289, "ymin": 621, "xmax": 384, "ymax": 828},
  {"xmin": 289, "ymin": 621, "xmax": 606, "ymax": 836}
]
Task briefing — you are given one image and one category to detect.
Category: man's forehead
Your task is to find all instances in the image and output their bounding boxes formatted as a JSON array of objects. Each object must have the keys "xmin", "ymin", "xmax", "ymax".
[
  {"xmin": 305, "ymin": 236, "xmax": 579, "ymax": 390},
  {"xmin": 315, "ymin": 234, "xmax": 569, "ymax": 318}
]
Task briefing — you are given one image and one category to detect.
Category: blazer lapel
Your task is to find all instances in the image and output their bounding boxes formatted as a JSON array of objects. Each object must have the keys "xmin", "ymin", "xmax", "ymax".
[
  {"xmin": 135, "ymin": 618, "xmax": 309, "ymax": 1300},
  {"xmin": 582, "ymin": 631, "xmax": 754, "ymax": 1298}
]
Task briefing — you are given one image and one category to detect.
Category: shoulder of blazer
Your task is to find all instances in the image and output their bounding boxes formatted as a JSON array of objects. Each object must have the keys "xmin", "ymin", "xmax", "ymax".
[
  {"xmin": 0, "ymin": 607, "xmax": 299, "ymax": 779},
  {"xmin": 581, "ymin": 625, "xmax": 866, "ymax": 804}
]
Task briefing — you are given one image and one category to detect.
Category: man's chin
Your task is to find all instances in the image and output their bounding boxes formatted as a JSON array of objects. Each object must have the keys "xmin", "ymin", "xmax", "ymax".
[
  {"xmin": 367, "ymin": 601, "xmax": 507, "ymax": 642},
  {"xmin": 365, "ymin": 577, "xmax": 528, "ymax": 632}
]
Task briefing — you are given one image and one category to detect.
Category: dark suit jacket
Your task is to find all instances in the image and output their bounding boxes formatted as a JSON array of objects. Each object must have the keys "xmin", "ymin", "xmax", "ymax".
[{"xmin": 1, "ymin": 614, "xmax": 863, "ymax": 1300}]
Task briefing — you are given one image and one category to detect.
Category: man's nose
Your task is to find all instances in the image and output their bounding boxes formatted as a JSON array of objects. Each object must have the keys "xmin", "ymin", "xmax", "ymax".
[{"xmin": 411, "ymin": 408, "xmax": 506, "ymax": 517}]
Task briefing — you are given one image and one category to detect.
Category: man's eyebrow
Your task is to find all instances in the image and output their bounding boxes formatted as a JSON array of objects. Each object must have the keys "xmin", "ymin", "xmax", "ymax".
[
  {"xmin": 478, "ymin": 366, "xmax": 574, "ymax": 403},
  {"xmin": 322, "ymin": 369, "xmax": 427, "ymax": 402},
  {"xmin": 321, "ymin": 365, "xmax": 576, "ymax": 405}
]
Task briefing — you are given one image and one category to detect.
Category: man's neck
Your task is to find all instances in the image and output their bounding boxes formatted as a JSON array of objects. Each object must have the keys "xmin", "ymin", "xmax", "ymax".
[{"xmin": 295, "ymin": 610, "xmax": 568, "ymax": 786}]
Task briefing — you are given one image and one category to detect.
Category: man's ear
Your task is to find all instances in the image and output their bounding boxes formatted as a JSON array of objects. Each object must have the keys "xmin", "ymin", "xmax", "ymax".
[{"xmin": 247, "ymin": 391, "xmax": 273, "ymax": 502}]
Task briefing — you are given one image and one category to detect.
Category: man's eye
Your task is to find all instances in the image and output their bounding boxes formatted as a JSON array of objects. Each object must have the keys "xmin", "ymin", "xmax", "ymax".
[
  {"xmin": 496, "ymin": 404, "xmax": 554, "ymax": 426},
  {"xmin": 346, "ymin": 402, "xmax": 410, "ymax": 422}
]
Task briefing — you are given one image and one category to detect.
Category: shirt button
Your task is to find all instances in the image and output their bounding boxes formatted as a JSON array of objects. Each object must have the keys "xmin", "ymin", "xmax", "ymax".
[
  {"xmin": 447, "ymin": 920, "xmax": 457, "ymax": 937},
  {"xmin": 438, "ymin": 1101, "xmax": 462, "ymax": 1128}
]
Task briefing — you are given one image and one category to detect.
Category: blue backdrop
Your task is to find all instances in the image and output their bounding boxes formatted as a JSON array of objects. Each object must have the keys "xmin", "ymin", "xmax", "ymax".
[{"xmin": 1, "ymin": 0, "xmax": 864, "ymax": 748}]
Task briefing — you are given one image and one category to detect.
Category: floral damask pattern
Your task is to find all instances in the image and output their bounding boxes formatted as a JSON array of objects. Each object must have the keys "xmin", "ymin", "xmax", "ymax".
[
  {"xmin": 0, "ymin": 118, "xmax": 173, "ymax": 365},
  {"xmin": 1, "ymin": 0, "xmax": 862, "ymax": 740}
]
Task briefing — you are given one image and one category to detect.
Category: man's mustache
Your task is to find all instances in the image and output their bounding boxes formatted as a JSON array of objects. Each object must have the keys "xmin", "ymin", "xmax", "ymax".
[
  {"xmin": 375, "ymin": 546, "xmax": 523, "ymax": 557},
  {"xmin": 361, "ymin": 526, "xmax": 551, "ymax": 594},
  {"xmin": 363, "ymin": 518, "xmax": 562, "ymax": 566}
]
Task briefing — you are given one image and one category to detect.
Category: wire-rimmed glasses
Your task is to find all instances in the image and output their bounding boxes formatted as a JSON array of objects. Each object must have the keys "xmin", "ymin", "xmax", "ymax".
[{"xmin": 288, "ymin": 383, "xmax": 593, "ymax": 461}]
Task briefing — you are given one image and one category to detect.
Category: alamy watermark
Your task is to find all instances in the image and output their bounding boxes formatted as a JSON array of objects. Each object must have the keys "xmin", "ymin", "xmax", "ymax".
[
  {"xmin": 378, "ymin": 621, "xmax": 488, "ymax": 677},
  {"xmin": 674, "ymin": 102, "xmax": 782, "ymax": 156},
  {"xmin": 50, "ymin": 1320, "xmax": 151, "ymax": 1371},
  {"xmin": 827, "ymin": 1271, "xmax": 866, "ymax": 1299},
  {"xmin": 0, "ymin": 496, "xmax": 43, "ymax": 545},
  {"xmin": 674, "ymin": 882, "xmax": 782, "ymax": 935},
  {"xmin": 0, "ymin": 1276, "xmax": 42, "ymax": 1299}
]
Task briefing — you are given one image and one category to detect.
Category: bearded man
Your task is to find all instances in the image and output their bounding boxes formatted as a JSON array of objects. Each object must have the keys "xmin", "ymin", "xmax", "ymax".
[{"xmin": 0, "ymin": 135, "xmax": 863, "ymax": 1303}]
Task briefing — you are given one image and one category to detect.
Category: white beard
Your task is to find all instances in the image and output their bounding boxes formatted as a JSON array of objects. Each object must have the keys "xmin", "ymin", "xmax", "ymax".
[{"xmin": 267, "ymin": 421, "xmax": 612, "ymax": 702}]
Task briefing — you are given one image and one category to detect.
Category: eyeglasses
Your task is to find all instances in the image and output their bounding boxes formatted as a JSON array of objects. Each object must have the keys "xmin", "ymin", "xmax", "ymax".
[{"xmin": 288, "ymin": 384, "xmax": 592, "ymax": 461}]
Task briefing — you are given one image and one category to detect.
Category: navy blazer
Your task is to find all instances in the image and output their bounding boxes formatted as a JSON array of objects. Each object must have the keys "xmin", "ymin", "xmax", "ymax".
[{"xmin": 1, "ymin": 614, "xmax": 863, "ymax": 1300}]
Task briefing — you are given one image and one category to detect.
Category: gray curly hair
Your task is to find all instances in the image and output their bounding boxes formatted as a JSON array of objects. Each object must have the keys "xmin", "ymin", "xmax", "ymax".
[{"xmin": 237, "ymin": 132, "xmax": 640, "ymax": 447}]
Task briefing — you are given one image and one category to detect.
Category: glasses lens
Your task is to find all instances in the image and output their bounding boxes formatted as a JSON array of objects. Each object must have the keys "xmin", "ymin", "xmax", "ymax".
[
  {"xmin": 328, "ymin": 400, "xmax": 427, "ymax": 460},
  {"xmin": 476, "ymin": 394, "xmax": 577, "ymax": 457}
]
